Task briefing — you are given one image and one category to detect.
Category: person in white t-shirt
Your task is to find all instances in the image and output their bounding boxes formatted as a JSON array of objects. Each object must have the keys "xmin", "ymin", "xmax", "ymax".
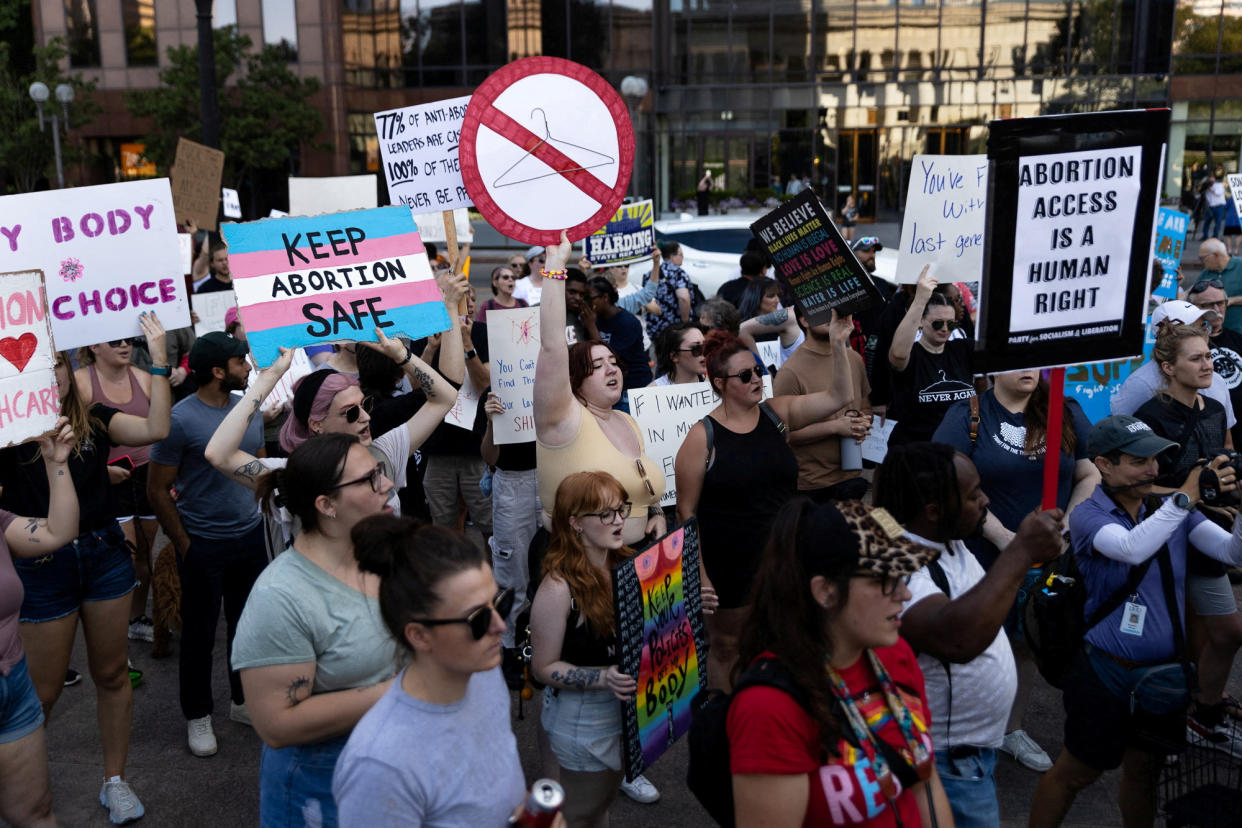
[
  {"xmin": 513, "ymin": 246, "xmax": 547, "ymax": 306},
  {"xmin": 874, "ymin": 442, "xmax": 1064, "ymax": 828},
  {"xmin": 1203, "ymin": 175, "xmax": 1228, "ymax": 240}
]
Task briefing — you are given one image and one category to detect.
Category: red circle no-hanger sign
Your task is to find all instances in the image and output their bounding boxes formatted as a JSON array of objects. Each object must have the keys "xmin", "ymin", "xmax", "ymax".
[{"xmin": 459, "ymin": 57, "xmax": 635, "ymax": 246}]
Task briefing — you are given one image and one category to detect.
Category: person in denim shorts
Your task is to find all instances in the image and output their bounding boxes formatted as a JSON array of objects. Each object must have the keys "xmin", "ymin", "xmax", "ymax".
[
  {"xmin": 1, "ymin": 313, "xmax": 172, "ymax": 826},
  {"xmin": 0, "ymin": 418, "xmax": 78, "ymax": 827}
]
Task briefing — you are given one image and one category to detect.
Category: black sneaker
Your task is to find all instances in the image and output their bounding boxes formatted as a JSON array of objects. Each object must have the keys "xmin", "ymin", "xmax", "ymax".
[
  {"xmin": 501, "ymin": 648, "xmax": 526, "ymax": 691},
  {"xmin": 64, "ymin": 668, "xmax": 82, "ymax": 687}
]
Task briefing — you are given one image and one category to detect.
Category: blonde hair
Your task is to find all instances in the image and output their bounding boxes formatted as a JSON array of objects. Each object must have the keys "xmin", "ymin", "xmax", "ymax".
[{"xmin": 1153, "ymin": 324, "xmax": 1210, "ymax": 387}]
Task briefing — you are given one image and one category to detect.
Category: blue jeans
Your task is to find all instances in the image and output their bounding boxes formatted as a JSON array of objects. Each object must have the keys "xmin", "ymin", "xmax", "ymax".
[
  {"xmin": 935, "ymin": 747, "xmax": 1000, "ymax": 828},
  {"xmin": 1204, "ymin": 204, "xmax": 1228, "ymax": 239},
  {"xmin": 259, "ymin": 735, "xmax": 347, "ymax": 828}
]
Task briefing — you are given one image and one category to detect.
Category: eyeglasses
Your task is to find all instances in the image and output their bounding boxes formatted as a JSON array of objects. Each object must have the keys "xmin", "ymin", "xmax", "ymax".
[
  {"xmin": 930, "ymin": 319, "xmax": 959, "ymax": 332},
  {"xmin": 678, "ymin": 344, "xmax": 704, "ymax": 357},
  {"xmin": 410, "ymin": 587, "xmax": 516, "ymax": 640},
  {"xmin": 107, "ymin": 338, "xmax": 132, "ymax": 347},
  {"xmin": 1189, "ymin": 277, "xmax": 1225, "ymax": 294},
  {"xmin": 861, "ymin": 572, "xmax": 912, "ymax": 597},
  {"xmin": 496, "ymin": 272, "xmax": 516, "ymax": 281},
  {"xmin": 328, "ymin": 465, "xmax": 386, "ymax": 493},
  {"xmin": 338, "ymin": 396, "xmax": 375, "ymax": 423},
  {"xmin": 724, "ymin": 364, "xmax": 767, "ymax": 384},
  {"xmin": 580, "ymin": 502, "xmax": 633, "ymax": 524}
]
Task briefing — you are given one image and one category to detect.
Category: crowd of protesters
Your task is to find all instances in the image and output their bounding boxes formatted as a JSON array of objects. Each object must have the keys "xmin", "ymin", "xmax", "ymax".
[{"xmin": 2, "ymin": 218, "xmax": 1241, "ymax": 828}]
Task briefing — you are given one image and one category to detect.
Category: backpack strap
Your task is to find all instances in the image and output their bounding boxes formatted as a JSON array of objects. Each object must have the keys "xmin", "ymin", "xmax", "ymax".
[
  {"xmin": 699, "ymin": 415, "xmax": 715, "ymax": 471},
  {"xmin": 1084, "ymin": 553, "xmax": 1157, "ymax": 632},
  {"xmin": 968, "ymin": 395, "xmax": 980, "ymax": 446},
  {"xmin": 759, "ymin": 400, "xmax": 787, "ymax": 435}
]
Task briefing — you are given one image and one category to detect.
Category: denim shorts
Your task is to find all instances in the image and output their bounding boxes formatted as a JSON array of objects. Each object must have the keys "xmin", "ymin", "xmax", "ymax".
[
  {"xmin": 260, "ymin": 734, "xmax": 348, "ymax": 828},
  {"xmin": 934, "ymin": 747, "xmax": 999, "ymax": 828},
  {"xmin": 0, "ymin": 655, "xmax": 45, "ymax": 744},
  {"xmin": 541, "ymin": 687, "xmax": 622, "ymax": 772},
  {"xmin": 14, "ymin": 522, "xmax": 137, "ymax": 623}
]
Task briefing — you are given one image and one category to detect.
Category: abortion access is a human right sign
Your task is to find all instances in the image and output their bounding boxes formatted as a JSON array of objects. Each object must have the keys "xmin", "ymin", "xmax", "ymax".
[{"xmin": 977, "ymin": 109, "xmax": 1168, "ymax": 372}]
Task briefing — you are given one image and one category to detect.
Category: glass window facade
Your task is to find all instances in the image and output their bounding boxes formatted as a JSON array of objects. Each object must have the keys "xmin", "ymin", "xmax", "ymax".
[
  {"xmin": 262, "ymin": 0, "xmax": 299, "ymax": 60},
  {"xmin": 64, "ymin": 0, "xmax": 101, "ymax": 67},
  {"xmin": 121, "ymin": 0, "xmax": 156, "ymax": 66}
]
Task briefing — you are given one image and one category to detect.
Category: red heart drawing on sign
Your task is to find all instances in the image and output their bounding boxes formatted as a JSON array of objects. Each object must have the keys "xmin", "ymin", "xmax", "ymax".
[{"xmin": 0, "ymin": 333, "xmax": 39, "ymax": 373}]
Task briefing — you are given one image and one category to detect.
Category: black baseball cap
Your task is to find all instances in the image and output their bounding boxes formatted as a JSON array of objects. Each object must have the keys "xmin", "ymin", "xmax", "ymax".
[
  {"xmin": 188, "ymin": 331, "xmax": 249, "ymax": 372},
  {"xmin": 1086, "ymin": 415, "xmax": 1178, "ymax": 460}
]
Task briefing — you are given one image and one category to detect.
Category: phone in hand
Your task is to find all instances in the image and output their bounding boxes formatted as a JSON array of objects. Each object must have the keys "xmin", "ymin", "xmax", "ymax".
[{"xmin": 109, "ymin": 455, "xmax": 135, "ymax": 473}]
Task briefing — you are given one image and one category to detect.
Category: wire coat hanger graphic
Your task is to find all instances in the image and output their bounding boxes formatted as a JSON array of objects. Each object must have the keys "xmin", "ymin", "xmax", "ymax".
[{"xmin": 492, "ymin": 107, "xmax": 616, "ymax": 189}]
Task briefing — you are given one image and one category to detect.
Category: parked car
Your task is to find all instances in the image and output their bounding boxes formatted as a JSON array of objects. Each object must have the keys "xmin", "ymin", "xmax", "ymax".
[{"xmin": 632, "ymin": 216, "xmax": 758, "ymax": 298}]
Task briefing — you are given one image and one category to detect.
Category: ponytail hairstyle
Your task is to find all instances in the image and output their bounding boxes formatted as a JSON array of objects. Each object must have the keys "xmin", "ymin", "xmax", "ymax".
[
  {"xmin": 922, "ymin": 292, "xmax": 954, "ymax": 317},
  {"xmin": 702, "ymin": 329, "xmax": 750, "ymax": 396},
  {"xmin": 255, "ymin": 433, "xmax": 358, "ymax": 532},
  {"xmin": 735, "ymin": 497, "xmax": 849, "ymax": 748},
  {"xmin": 352, "ymin": 515, "xmax": 488, "ymax": 654},
  {"xmin": 1022, "ymin": 375, "xmax": 1078, "ymax": 456},
  {"xmin": 543, "ymin": 471, "xmax": 635, "ymax": 636}
]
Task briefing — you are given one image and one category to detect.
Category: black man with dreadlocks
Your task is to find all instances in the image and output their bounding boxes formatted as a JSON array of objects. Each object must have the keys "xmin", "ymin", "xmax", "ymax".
[{"xmin": 873, "ymin": 443, "xmax": 1062, "ymax": 828}]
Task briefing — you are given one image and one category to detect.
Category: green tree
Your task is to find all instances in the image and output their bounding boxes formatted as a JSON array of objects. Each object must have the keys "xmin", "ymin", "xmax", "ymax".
[{"xmin": 127, "ymin": 26, "xmax": 328, "ymax": 190}]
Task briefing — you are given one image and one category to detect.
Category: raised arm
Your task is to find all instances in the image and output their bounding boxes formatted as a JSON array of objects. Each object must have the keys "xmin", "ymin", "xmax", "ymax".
[
  {"xmin": 770, "ymin": 311, "xmax": 855, "ymax": 431},
  {"xmin": 361, "ymin": 330, "xmax": 457, "ymax": 453},
  {"xmin": 889, "ymin": 266, "xmax": 936, "ymax": 373},
  {"xmin": 435, "ymin": 272, "xmax": 469, "ymax": 386},
  {"xmin": 6, "ymin": 419, "xmax": 80, "ymax": 555},
  {"xmin": 739, "ymin": 307, "xmax": 801, "ymax": 350},
  {"xmin": 107, "ymin": 312, "xmax": 172, "ymax": 446},
  {"xmin": 534, "ymin": 232, "xmax": 581, "ymax": 442},
  {"xmin": 205, "ymin": 347, "xmax": 294, "ymax": 488}
]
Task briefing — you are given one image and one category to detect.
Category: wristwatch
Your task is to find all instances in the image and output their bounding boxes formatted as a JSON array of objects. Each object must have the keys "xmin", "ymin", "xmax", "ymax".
[
  {"xmin": 1172, "ymin": 491, "xmax": 1192, "ymax": 510},
  {"xmin": 464, "ymin": 349, "xmax": 478, "ymax": 361}
]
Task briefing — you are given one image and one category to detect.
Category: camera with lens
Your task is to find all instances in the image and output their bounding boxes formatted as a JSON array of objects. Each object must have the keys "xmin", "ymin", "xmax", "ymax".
[{"xmin": 1198, "ymin": 450, "xmax": 1242, "ymax": 507}]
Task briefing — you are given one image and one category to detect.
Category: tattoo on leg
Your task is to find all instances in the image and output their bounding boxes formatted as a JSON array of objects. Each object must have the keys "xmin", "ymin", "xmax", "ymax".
[
  {"xmin": 285, "ymin": 676, "xmax": 311, "ymax": 706},
  {"xmin": 233, "ymin": 460, "xmax": 266, "ymax": 483},
  {"xmin": 549, "ymin": 668, "xmax": 600, "ymax": 690}
]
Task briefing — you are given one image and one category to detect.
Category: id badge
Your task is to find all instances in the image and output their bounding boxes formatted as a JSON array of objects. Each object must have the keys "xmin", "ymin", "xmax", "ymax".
[{"xmin": 1120, "ymin": 600, "xmax": 1147, "ymax": 636}]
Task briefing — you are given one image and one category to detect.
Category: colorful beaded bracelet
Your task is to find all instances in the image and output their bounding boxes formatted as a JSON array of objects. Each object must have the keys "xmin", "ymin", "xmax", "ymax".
[{"xmin": 541, "ymin": 268, "xmax": 568, "ymax": 280}]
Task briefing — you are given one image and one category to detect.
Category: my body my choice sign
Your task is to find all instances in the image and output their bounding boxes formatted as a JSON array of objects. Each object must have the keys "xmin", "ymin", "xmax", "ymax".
[{"xmin": 222, "ymin": 207, "xmax": 451, "ymax": 366}]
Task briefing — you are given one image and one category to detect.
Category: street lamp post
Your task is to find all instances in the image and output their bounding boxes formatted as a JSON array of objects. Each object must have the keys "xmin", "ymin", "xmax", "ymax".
[
  {"xmin": 29, "ymin": 81, "xmax": 74, "ymax": 189},
  {"xmin": 195, "ymin": 0, "xmax": 220, "ymax": 148},
  {"xmin": 620, "ymin": 76, "xmax": 649, "ymax": 201}
]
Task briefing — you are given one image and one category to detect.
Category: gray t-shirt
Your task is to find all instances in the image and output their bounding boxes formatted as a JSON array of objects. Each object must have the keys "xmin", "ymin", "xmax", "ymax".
[
  {"xmin": 149, "ymin": 392, "xmax": 264, "ymax": 539},
  {"xmin": 334, "ymin": 667, "xmax": 525, "ymax": 827},
  {"xmin": 231, "ymin": 548, "xmax": 399, "ymax": 693}
]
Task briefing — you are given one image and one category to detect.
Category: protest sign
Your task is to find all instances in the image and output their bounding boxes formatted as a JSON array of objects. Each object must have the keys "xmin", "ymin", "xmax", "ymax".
[
  {"xmin": 977, "ymin": 109, "xmax": 1168, "ymax": 372},
  {"xmin": 860, "ymin": 416, "xmax": 897, "ymax": 464},
  {"xmin": 0, "ymin": 271, "xmax": 60, "ymax": 446},
  {"xmin": 250, "ymin": 347, "xmax": 313, "ymax": 412},
  {"xmin": 443, "ymin": 373, "xmax": 481, "ymax": 431},
  {"xmin": 460, "ymin": 57, "xmax": 634, "ymax": 245},
  {"xmin": 486, "ymin": 305, "xmax": 539, "ymax": 444},
  {"xmin": 756, "ymin": 339, "xmax": 783, "ymax": 371},
  {"xmin": 171, "ymin": 138, "xmax": 225, "ymax": 231},
  {"xmin": 222, "ymin": 206, "xmax": 450, "ymax": 366},
  {"xmin": 612, "ymin": 520, "xmax": 707, "ymax": 781},
  {"xmin": 628, "ymin": 382, "xmax": 718, "ymax": 507},
  {"xmin": 178, "ymin": 234, "xmax": 193, "ymax": 275},
  {"xmin": 222, "ymin": 187, "xmax": 242, "ymax": 219},
  {"xmin": 374, "ymin": 96, "xmax": 472, "ymax": 212},
  {"xmin": 585, "ymin": 200, "xmax": 654, "ymax": 266},
  {"xmin": 1228, "ymin": 174, "xmax": 1242, "ymax": 221},
  {"xmin": 751, "ymin": 189, "xmax": 882, "ymax": 325},
  {"xmin": 897, "ymin": 154, "xmax": 989, "ymax": 283},
  {"xmin": 0, "ymin": 178, "xmax": 191, "ymax": 350},
  {"xmin": 287, "ymin": 176, "xmax": 377, "ymax": 216},
  {"xmin": 413, "ymin": 209, "xmax": 473, "ymax": 244},
  {"xmin": 192, "ymin": 289, "xmax": 237, "ymax": 336}
]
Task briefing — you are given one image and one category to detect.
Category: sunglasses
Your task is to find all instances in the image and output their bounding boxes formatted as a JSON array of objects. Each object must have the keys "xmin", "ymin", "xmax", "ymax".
[
  {"xmin": 338, "ymin": 396, "xmax": 375, "ymax": 423},
  {"xmin": 857, "ymin": 237, "xmax": 880, "ymax": 247},
  {"xmin": 410, "ymin": 587, "xmax": 516, "ymax": 640},
  {"xmin": 725, "ymin": 364, "xmax": 767, "ymax": 384},
  {"xmin": 678, "ymin": 344, "xmax": 704, "ymax": 357},
  {"xmin": 1189, "ymin": 277, "xmax": 1224, "ymax": 294},
  {"xmin": 328, "ymin": 465, "xmax": 386, "ymax": 493},
  {"xmin": 580, "ymin": 502, "xmax": 633, "ymax": 524},
  {"xmin": 107, "ymin": 338, "xmax": 132, "ymax": 347},
  {"xmin": 929, "ymin": 319, "xmax": 959, "ymax": 332}
]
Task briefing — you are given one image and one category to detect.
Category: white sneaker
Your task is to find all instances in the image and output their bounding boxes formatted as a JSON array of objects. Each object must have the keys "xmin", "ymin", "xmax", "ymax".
[
  {"xmin": 127, "ymin": 616, "xmax": 154, "ymax": 643},
  {"xmin": 1001, "ymin": 729, "xmax": 1052, "ymax": 772},
  {"xmin": 618, "ymin": 773, "xmax": 660, "ymax": 804},
  {"xmin": 1187, "ymin": 712, "xmax": 1242, "ymax": 759},
  {"xmin": 99, "ymin": 777, "xmax": 145, "ymax": 824},
  {"xmin": 229, "ymin": 702, "xmax": 252, "ymax": 727},
  {"xmin": 187, "ymin": 716, "xmax": 217, "ymax": 757}
]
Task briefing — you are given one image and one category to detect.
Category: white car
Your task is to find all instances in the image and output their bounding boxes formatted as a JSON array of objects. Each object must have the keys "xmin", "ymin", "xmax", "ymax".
[{"xmin": 629, "ymin": 216, "xmax": 758, "ymax": 298}]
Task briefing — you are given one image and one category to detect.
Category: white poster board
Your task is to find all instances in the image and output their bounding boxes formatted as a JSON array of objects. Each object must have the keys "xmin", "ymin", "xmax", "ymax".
[
  {"xmin": 192, "ymin": 289, "xmax": 237, "ymax": 336},
  {"xmin": 0, "ymin": 178, "xmax": 191, "ymax": 350},
  {"xmin": 628, "ymin": 382, "xmax": 718, "ymax": 507},
  {"xmin": 897, "ymin": 155, "xmax": 989, "ymax": 283},
  {"xmin": 412, "ymin": 209, "xmax": 474, "ymax": 244},
  {"xmin": 287, "ymin": 175, "xmax": 378, "ymax": 216},
  {"xmin": 222, "ymin": 187, "xmax": 242, "ymax": 219},
  {"xmin": 0, "ymin": 270, "xmax": 61, "ymax": 446},
  {"xmin": 1227, "ymin": 174, "xmax": 1242, "ymax": 221},
  {"xmin": 374, "ymin": 96, "xmax": 473, "ymax": 212},
  {"xmin": 444, "ymin": 372, "xmax": 482, "ymax": 431},
  {"xmin": 756, "ymin": 339, "xmax": 783, "ymax": 371},
  {"xmin": 245, "ymin": 347, "xmax": 314, "ymax": 412},
  {"xmin": 178, "ymin": 233, "xmax": 193, "ymax": 275},
  {"xmin": 859, "ymin": 416, "xmax": 897, "ymax": 464},
  {"xmin": 486, "ymin": 305, "xmax": 540, "ymax": 444}
]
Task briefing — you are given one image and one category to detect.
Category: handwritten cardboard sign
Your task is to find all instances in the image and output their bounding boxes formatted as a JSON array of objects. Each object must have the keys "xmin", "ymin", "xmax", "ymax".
[
  {"xmin": 486, "ymin": 305, "xmax": 539, "ymax": 445},
  {"xmin": 0, "ymin": 178, "xmax": 191, "ymax": 351},
  {"xmin": 897, "ymin": 154, "xmax": 989, "ymax": 283},
  {"xmin": 585, "ymin": 199, "xmax": 654, "ymax": 266},
  {"xmin": 443, "ymin": 372, "xmax": 481, "ymax": 431},
  {"xmin": 221, "ymin": 206, "xmax": 450, "ymax": 366},
  {"xmin": 374, "ymin": 96, "xmax": 473, "ymax": 212},
  {"xmin": 192, "ymin": 289, "xmax": 237, "ymax": 336},
  {"xmin": 287, "ymin": 175, "xmax": 378, "ymax": 217},
  {"xmin": 628, "ymin": 382, "xmax": 717, "ymax": 507},
  {"xmin": 171, "ymin": 138, "xmax": 225, "ymax": 231},
  {"xmin": 751, "ymin": 189, "xmax": 882, "ymax": 325},
  {"xmin": 0, "ymin": 271, "xmax": 60, "ymax": 447},
  {"xmin": 612, "ymin": 520, "xmax": 707, "ymax": 781}
]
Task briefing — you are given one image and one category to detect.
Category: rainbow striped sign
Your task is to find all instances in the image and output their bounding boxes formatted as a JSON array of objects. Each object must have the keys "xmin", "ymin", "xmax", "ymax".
[
  {"xmin": 612, "ymin": 520, "xmax": 707, "ymax": 780},
  {"xmin": 222, "ymin": 207, "xmax": 451, "ymax": 365}
]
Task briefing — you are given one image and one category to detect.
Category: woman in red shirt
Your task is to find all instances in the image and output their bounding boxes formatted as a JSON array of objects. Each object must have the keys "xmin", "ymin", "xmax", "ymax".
[{"xmin": 728, "ymin": 499, "xmax": 955, "ymax": 827}]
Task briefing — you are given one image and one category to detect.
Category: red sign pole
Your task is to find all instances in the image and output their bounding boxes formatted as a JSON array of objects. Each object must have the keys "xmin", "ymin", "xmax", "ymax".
[{"xmin": 1041, "ymin": 366, "xmax": 1067, "ymax": 511}]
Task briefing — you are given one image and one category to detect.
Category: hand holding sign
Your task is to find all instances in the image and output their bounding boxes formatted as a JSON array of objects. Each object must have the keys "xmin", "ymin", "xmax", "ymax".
[
  {"xmin": 138, "ymin": 311, "xmax": 169, "ymax": 366},
  {"xmin": 914, "ymin": 265, "xmax": 937, "ymax": 299},
  {"xmin": 602, "ymin": 666, "xmax": 637, "ymax": 701}
]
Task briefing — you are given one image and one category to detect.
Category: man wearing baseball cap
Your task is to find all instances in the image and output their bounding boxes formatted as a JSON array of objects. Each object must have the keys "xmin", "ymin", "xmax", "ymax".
[
  {"xmin": 1111, "ymin": 300, "xmax": 1238, "ymax": 429},
  {"xmin": 1031, "ymin": 415, "xmax": 1242, "ymax": 826},
  {"xmin": 148, "ymin": 331, "xmax": 267, "ymax": 758}
]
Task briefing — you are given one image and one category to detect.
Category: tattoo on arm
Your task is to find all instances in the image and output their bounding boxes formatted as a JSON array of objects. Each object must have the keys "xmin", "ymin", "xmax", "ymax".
[
  {"xmin": 233, "ymin": 460, "xmax": 266, "ymax": 482},
  {"xmin": 549, "ymin": 668, "xmax": 601, "ymax": 690},
  {"xmin": 755, "ymin": 308, "xmax": 790, "ymax": 327},
  {"xmin": 413, "ymin": 368, "xmax": 436, "ymax": 399},
  {"xmin": 25, "ymin": 518, "xmax": 45, "ymax": 534},
  {"xmin": 285, "ymin": 676, "xmax": 312, "ymax": 706},
  {"xmin": 245, "ymin": 398, "xmax": 261, "ymax": 423}
]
